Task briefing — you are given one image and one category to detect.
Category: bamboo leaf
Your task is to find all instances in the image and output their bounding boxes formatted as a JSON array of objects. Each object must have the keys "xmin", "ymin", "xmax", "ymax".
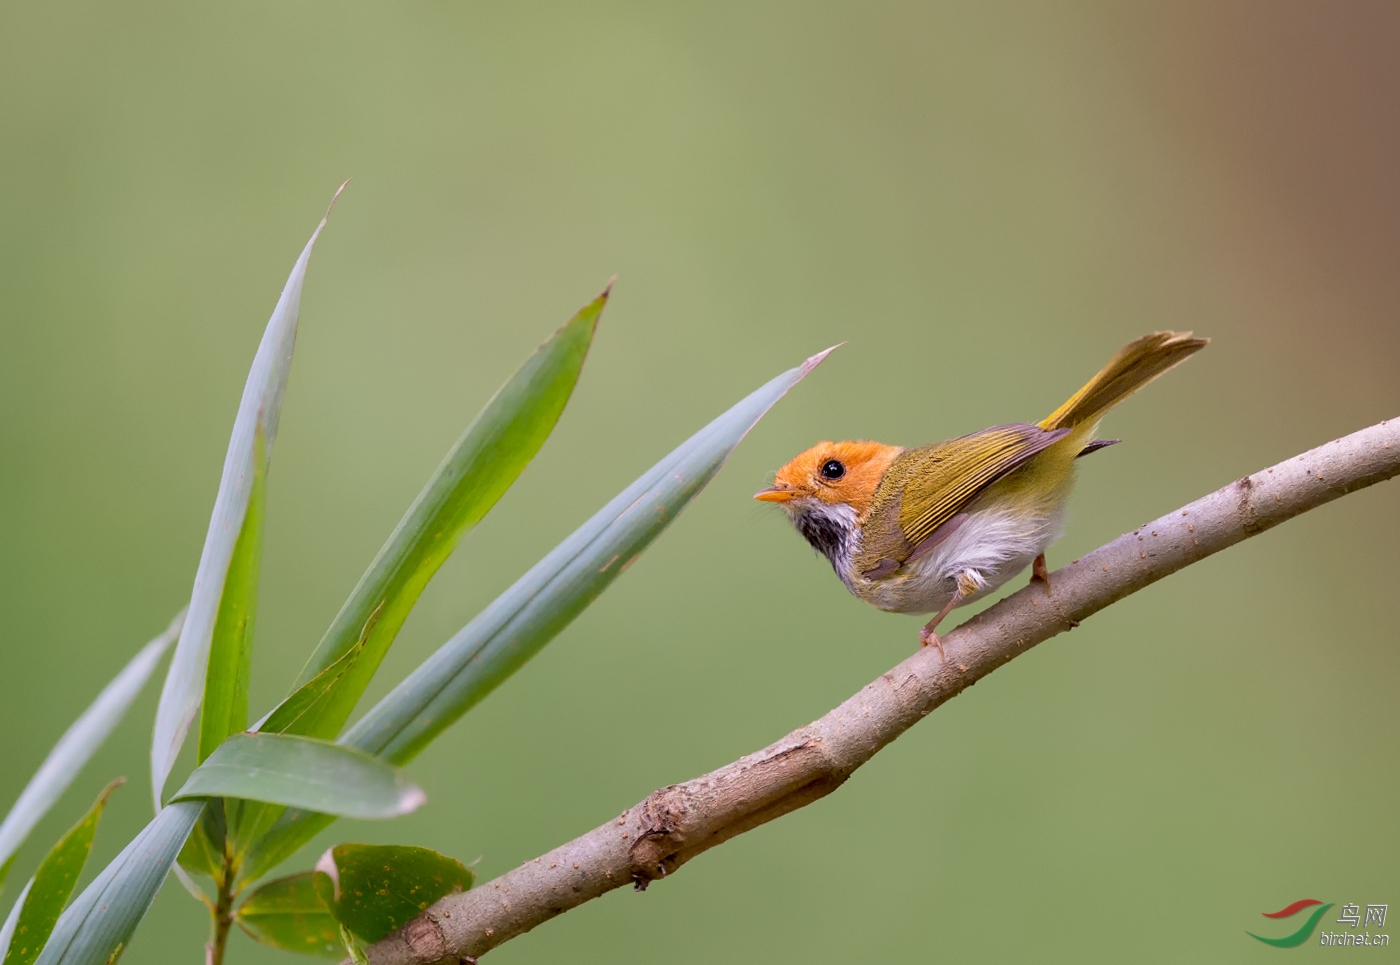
[
  {"xmin": 175, "ymin": 802, "xmax": 225, "ymax": 883},
  {"xmin": 234, "ymin": 873, "xmax": 340, "ymax": 959},
  {"xmin": 227, "ymin": 616, "xmax": 376, "ymax": 860},
  {"xmin": 0, "ymin": 881, "xmax": 33, "ymax": 962},
  {"xmin": 33, "ymin": 801, "xmax": 201, "ymax": 965},
  {"xmin": 225, "ymin": 629, "xmax": 371, "ymax": 861},
  {"xmin": 242, "ymin": 347, "xmax": 835, "ymax": 879},
  {"xmin": 151, "ymin": 187, "xmax": 344, "ymax": 809},
  {"xmin": 230, "ymin": 289, "xmax": 604, "ymax": 872},
  {"xmin": 255, "ymin": 629, "xmax": 368, "ymax": 737},
  {"xmin": 312, "ymin": 845, "xmax": 471, "ymax": 944},
  {"xmin": 0, "ymin": 614, "xmax": 182, "ymax": 892},
  {"xmin": 169, "ymin": 735, "xmax": 424, "ymax": 821},
  {"xmin": 1, "ymin": 781, "xmax": 121, "ymax": 965},
  {"xmin": 348, "ymin": 346, "xmax": 836, "ymax": 762},
  {"xmin": 264, "ymin": 287, "xmax": 607, "ymax": 744},
  {"xmin": 198, "ymin": 430, "xmax": 268, "ymax": 762}
]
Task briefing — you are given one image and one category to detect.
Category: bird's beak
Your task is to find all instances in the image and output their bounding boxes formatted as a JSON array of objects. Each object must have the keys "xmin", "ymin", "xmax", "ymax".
[{"xmin": 754, "ymin": 487, "xmax": 797, "ymax": 503}]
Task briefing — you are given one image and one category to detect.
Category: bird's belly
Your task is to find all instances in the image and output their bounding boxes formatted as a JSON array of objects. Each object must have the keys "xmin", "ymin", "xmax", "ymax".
[
  {"xmin": 850, "ymin": 503, "xmax": 1064, "ymax": 615},
  {"xmin": 850, "ymin": 568, "xmax": 957, "ymax": 615}
]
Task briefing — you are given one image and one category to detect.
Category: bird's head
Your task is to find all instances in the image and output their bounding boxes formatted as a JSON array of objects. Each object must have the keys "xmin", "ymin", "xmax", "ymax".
[{"xmin": 755, "ymin": 440, "xmax": 901, "ymax": 561}]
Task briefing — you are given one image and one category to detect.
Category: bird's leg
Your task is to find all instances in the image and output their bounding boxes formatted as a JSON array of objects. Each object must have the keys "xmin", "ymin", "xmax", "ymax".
[
  {"xmin": 920, "ymin": 570, "xmax": 981, "ymax": 660},
  {"xmin": 1031, "ymin": 552, "xmax": 1050, "ymax": 593},
  {"xmin": 918, "ymin": 597, "xmax": 957, "ymax": 661}
]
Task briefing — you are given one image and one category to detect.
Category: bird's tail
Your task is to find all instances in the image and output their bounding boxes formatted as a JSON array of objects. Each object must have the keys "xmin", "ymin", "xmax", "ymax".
[{"xmin": 1039, "ymin": 331, "xmax": 1208, "ymax": 433}]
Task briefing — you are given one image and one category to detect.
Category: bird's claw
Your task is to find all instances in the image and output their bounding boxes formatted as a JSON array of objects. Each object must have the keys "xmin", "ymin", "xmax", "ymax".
[{"xmin": 919, "ymin": 628, "xmax": 946, "ymax": 662}]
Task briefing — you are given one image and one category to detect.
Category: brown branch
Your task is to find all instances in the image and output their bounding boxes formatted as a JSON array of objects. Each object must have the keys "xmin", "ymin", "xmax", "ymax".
[{"xmin": 362, "ymin": 417, "xmax": 1400, "ymax": 965}]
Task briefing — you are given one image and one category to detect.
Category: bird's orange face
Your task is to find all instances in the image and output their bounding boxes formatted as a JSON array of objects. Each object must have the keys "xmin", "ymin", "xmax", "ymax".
[{"xmin": 755, "ymin": 440, "xmax": 901, "ymax": 519}]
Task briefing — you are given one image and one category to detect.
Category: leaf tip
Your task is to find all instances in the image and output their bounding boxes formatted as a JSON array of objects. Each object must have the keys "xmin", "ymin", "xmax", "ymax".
[
  {"xmin": 307, "ymin": 180, "xmax": 352, "ymax": 249},
  {"xmin": 96, "ymin": 777, "xmax": 126, "ymax": 807},
  {"xmin": 328, "ymin": 179, "xmax": 352, "ymax": 211},
  {"xmin": 584, "ymin": 275, "xmax": 615, "ymax": 325},
  {"xmin": 395, "ymin": 786, "xmax": 428, "ymax": 816},
  {"xmin": 315, "ymin": 848, "xmax": 341, "ymax": 902},
  {"xmin": 800, "ymin": 343, "xmax": 844, "ymax": 377}
]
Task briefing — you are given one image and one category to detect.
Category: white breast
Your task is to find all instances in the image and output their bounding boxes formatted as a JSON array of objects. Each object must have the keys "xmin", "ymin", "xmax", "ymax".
[{"xmin": 851, "ymin": 504, "xmax": 1065, "ymax": 615}]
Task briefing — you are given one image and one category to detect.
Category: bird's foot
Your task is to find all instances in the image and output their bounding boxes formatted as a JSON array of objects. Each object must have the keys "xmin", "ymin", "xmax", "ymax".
[
  {"xmin": 918, "ymin": 626, "xmax": 946, "ymax": 662},
  {"xmin": 919, "ymin": 591, "xmax": 962, "ymax": 662},
  {"xmin": 1031, "ymin": 552, "xmax": 1051, "ymax": 594}
]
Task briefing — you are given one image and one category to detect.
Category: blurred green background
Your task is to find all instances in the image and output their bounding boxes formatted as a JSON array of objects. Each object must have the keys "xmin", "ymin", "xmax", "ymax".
[{"xmin": 2, "ymin": 1, "xmax": 1397, "ymax": 962}]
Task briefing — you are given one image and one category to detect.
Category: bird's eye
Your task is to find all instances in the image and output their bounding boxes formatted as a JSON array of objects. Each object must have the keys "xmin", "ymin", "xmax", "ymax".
[{"xmin": 820, "ymin": 459, "xmax": 845, "ymax": 480}]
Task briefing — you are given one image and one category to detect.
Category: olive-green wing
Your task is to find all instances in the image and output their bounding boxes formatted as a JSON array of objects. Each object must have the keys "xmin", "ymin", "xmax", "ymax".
[{"xmin": 890, "ymin": 423, "xmax": 1070, "ymax": 552}]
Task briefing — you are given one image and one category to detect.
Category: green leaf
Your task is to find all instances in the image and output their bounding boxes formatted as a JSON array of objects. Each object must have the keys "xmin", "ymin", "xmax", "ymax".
[
  {"xmin": 265, "ymin": 287, "xmax": 607, "ymax": 744},
  {"xmin": 0, "ymin": 614, "xmax": 182, "ymax": 893},
  {"xmin": 0, "ymin": 881, "xmax": 33, "ymax": 962},
  {"xmin": 230, "ymin": 288, "xmax": 603, "ymax": 877},
  {"xmin": 2, "ymin": 781, "xmax": 121, "ymax": 965},
  {"xmin": 234, "ymin": 873, "xmax": 340, "ymax": 959},
  {"xmin": 243, "ymin": 347, "xmax": 834, "ymax": 880},
  {"xmin": 34, "ymin": 801, "xmax": 201, "ymax": 965},
  {"xmin": 256, "ymin": 621, "xmax": 372, "ymax": 737},
  {"xmin": 223, "ymin": 615, "xmax": 376, "ymax": 860},
  {"xmin": 175, "ymin": 801, "xmax": 225, "ymax": 883},
  {"xmin": 169, "ymin": 734, "xmax": 424, "ymax": 820},
  {"xmin": 198, "ymin": 430, "xmax": 267, "ymax": 762},
  {"xmin": 312, "ymin": 845, "xmax": 472, "ymax": 944},
  {"xmin": 347, "ymin": 346, "xmax": 836, "ymax": 762},
  {"xmin": 151, "ymin": 186, "xmax": 344, "ymax": 809}
]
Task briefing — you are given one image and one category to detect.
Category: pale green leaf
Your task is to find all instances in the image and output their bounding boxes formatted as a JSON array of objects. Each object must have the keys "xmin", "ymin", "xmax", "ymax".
[
  {"xmin": 2, "ymin": 781, "xmax": 121, "ymax": 965},
  {"xmin": 151, "ymin": 186, "xmax": 344, "ymax": 808},
  {"xmin": 33, "ymin": 801, "xmax": 201, "ymax": 965},
  {"xmin": 0, "ymin": 614, "xmax": 182, "ymax": 891},
  {"xmin": 198, "ymin": 430, "xmax": 267, "ymax": 761},
  {"xmin": 243, "ymin": 347, "xmax": 834, "ymax": 878},
  {"xmin": 169, "ymin": 735, "xmax": 424, "ymax": 821},
  {"xmin": 348, "ymin": 347, "xmax": 836, "ymax": 762},
  {"xmin": 264, "ymin": 287, "xmax": 607, "ymax": 743}
]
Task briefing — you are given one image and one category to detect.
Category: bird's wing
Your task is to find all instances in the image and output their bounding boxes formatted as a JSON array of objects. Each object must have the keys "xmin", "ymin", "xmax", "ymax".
[{"xmin": 873, "ymin": 424, "xmax": 1070, "ymax": 565}]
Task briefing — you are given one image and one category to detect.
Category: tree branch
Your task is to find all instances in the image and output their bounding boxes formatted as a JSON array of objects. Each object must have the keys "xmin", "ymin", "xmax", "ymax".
[{"xmin": 362, "ymin": 417, "xmax": 1400, "ymax": 965}]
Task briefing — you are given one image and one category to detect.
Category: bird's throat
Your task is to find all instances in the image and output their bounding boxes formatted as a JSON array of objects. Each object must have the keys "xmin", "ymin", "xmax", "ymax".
[{"xmin": 790, "ymin": 503, "xmax": 856, "ymax": 572}]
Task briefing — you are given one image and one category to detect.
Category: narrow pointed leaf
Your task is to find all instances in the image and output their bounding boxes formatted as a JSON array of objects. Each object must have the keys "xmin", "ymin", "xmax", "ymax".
[
  {"xmin": 0, "ymin": 614, "xmax": 182, "ymax": 890},
  {"xmin": 152, "ymin": 188, "xmax": 343, "ymax": 809},
  {"xmin": 227, "ymin": 612, "xmax": 373, "ymax": 859},
  {"xmin": 234, "ymin": 873, "xmax": 340, "ymax": 959},
  {"xmin": 170, "ymin": 734, "xmax": 424, "ymax": 820},
  {"xmin": 0, "ymin": 881, "xmax": 33, "ymax": 962},
  {"xmin": 312, "ymin": 845, "xmax": 472, "ymax": 944},
  {"xmin": 225, "ymin": 796, "xmax": 283, "ymax": 864},
  {"xmin": 175, "ymin": 803, "xmax": 224, "ymax": 882},
  {"xmin": 2, "ymin": 781, "xmax": 121, "ymax": 965},
  {"xmin": 243, "ymin": 347, "xmax": 835, "ymax": 879},
  {"xmin": 34, "ymin": 801, "xmax": 201, "ymax": 965},
  {"xmin": 267, "ymin": 288, "xmax": 607, "ymax": 744},
  {"xmin": 198, "ymin": 431, "xmax": 267, "ymax": 761},
  {"xmin": 349, "ymin": 347, "xmax": 836, "ymax": 762},
  {"xmin": 255, "ymin": 634, "xmax": 367, "ymax": 737}
]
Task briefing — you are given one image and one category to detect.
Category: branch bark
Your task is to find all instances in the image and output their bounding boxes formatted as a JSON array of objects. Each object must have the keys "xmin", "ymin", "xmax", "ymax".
[{"xmin": 362, "ymin": 417, "xmax": 1400, "ymax": 965}]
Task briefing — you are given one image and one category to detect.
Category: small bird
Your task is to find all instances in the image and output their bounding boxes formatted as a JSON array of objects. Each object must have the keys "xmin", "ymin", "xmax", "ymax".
[{"xmin": 755, "ymin": 331, "xmax": 1207, "ymax": 657}]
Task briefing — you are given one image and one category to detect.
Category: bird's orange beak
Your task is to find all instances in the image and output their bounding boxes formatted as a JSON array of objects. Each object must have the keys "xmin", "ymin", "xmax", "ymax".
[{"xmin": 754, "ymin": 486, "xmax": 797, "ymax": 502}]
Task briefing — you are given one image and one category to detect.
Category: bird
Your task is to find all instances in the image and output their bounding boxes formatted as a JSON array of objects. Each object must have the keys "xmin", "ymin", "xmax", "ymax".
[{"xmin": 754, "ymin": 331, "xmax": 1208, "ymax": 658}]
